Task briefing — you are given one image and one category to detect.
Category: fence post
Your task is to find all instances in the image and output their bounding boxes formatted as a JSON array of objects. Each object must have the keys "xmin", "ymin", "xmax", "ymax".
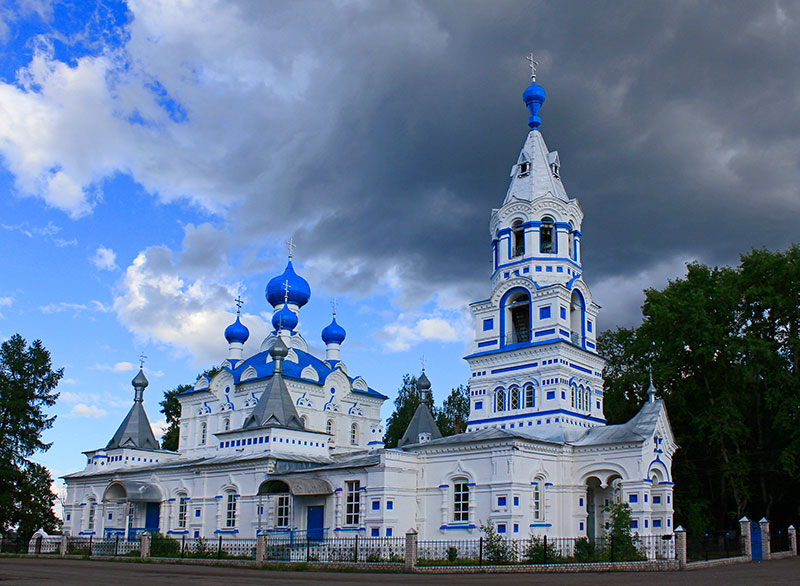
[
  {"xmin": 610, "ymin": 532, "xmax": 615, "ymax": 563},
  {"xmin": 760, "ymin": 518, "xmax": 771, "ymax": 561},
  {"xmin": 404, "ymin": 529, "xmax": 417, "ymax": 570},
  {"xmin": 479, "ymin": 536, "xmax": 483, "ymax": 567},
  {"xmin": 59, "ymin": 535, "xmax": 68, "ymax": 557},
  {"xmin": 140, "ymin": 532, "xmax": 151, "ymax": 560},
  {"xmin": 543, "ymin": 535, "xmax": 548, "ymax": 564},
  {"xmin": 788, "ymin": 526, "xmax": 797, "ymax": 556},
  {"xmin": 256, "ymin": 533, "xmax": 266, "ymax": 564},
  {"xmin": 180, "ymin": 535, "xmax": 185, "ymax": 558},
  {"xmin": 674, "ymin": 526, "xmax": 687, "ymax": 569},
  {"xmin": 739, "ymin": 516, "xmax": 751, "ymax": 560},
  {"xmin": 217, "ymin": 534, "xmax": 223, "ymax": 559}
]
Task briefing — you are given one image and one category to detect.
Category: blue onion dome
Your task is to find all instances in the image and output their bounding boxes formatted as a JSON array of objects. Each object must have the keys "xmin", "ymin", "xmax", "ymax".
[
  {"xmin": 224, "ymin": 316, "xmax": 250, "ymax": 344},
  {"xmin": 266, "ymin": 259, "xmax": 311, "ymax": 308},
  {"xmin": 523, "ymin": 78, "xmax": 546, "ymax": 130},
  {"xmin": 272, "ymin": 304, "xmax": 298, "ymax": 331},
  {"xmin": 321, "ymin": 317, "xmax": 346, "ymax": 345}
]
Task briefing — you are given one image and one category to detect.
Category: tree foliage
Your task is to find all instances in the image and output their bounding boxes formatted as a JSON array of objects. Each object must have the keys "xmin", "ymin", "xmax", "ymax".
[
  {"xmin": 599, "ymin": 246, "xmax": 800, "ymax": 535},
  {"xmin": 0, "ymin": 334, "xmax": 62, "ymax": 538},
  {"xmin": 159, "ymin": 367, "xmax": 220, "ymax": 452},
  {"xmin": 383, "ymin": 375, "xmax": 470, "ymax": 448}
]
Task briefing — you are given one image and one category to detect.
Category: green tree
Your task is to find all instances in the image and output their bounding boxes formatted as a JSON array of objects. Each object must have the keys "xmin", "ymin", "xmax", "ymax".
[
  {"xmin": 602, "ymin": 502, "xmax": 645, "ymax": 561},
  {"xmin": 436, "ymin": 384, "xmax": 470, "ymax": 436},
  {"xmin": 599, "ymin": 246, "xmax": 800, "ymax": 534},
  {"xmin": 159, "ymin": 366, "xmax": 220, "ymax": 452},
  {"xmin": 383, "ymin": 374, "xmax": 422, "ymax": 448},
  {"xmin": 0, "ymin": 334, "xmax": 63, "ymax": 539}
]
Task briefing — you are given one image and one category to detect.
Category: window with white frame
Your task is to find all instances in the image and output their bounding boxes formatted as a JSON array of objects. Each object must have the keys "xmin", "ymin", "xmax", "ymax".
[
  {"xmin": 510, "ymin": 387, "xmax": 520, "ymax": 410},
  {"xmin": 350, "ymin": 423, "xmax": 358, "ymax": 445},
  {"xmin": 533, "ymin": 481, "xmax": 544, "ymax": 521},
  {"xmin": 496, "ymin": 388, "xmax": 506, "ymax": 412},
  {"xmin": 199, "ymin": 422, "xmax": 207, "ymax": 445},
  {"xmin": 326, "ymin": 419, "xmax": 334, "ymax": 435},
  {"xmin": 525, "ymin": 384, "xmax": 534, "ymax": 408},
  {"xmin": 224, "ymin": 417, "xmax": 231, "ymax": 432},
  {"xmin": 453, "ymin": 481, "xmax": 469, "ymax": 522},
  {"xmin": 87, "ymin": 499, "xmax": 96, "ymax": 531},
  {"xmin": 225, "ymin": 492, "xmax": 237, "ymax": 528},
  {"xmin": 345, "ymin": 480, "xmax": 360, "ymax": 525},
  {"xmin": 178, "ymin": 494, "xmax": 188, "ymax": 528},
  {"xmin": 276, "ymin": 494, "xmax": 290, "ymax": 528}
]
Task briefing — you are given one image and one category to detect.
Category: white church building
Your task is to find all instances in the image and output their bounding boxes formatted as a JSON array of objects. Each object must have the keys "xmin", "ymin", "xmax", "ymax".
[{"xmin": 62, "ymin": 71, "xmax": 677, "ymax": 543}]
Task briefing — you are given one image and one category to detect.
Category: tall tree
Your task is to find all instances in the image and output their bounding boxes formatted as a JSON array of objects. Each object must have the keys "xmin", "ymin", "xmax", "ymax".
[
  {"xmin": 0, "ymin": 334, "xmax": 63, "ymax": 538},
  {"xmin": 383, "ymin": 374, "xmax": 422, "ymax": 448},
  {"xmin": 436, "ymin": 384, "xmax": 470, "ymax": 436}
]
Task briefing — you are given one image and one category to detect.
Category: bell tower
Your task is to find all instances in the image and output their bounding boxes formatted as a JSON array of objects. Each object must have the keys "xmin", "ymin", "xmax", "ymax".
[{"xmin": 464, "ymin": 62, "xmax": 606, "ymax": 434}]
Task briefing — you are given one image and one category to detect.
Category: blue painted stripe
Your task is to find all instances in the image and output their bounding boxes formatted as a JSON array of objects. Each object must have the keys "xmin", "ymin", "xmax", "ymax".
[
  {"xmin": 478, "ymin": 339, "xmax": 498, "ymax": 348},
  {"xmin": 440, "ymin": 524, "xmax": 477, "ymax": 530},
  {"xmin": 530, "ymin": 523, "xmax": 552, "ymax": 528},
  {"xmin": 534, "ymin": 328, "xmax": 556, "ymax": 337},
  {"xmin": 559, "ymin": 329, "xmax": 570, "ymax": 337},
  {"xmin": 569, "ymin": 363, "xmax": 592, "ymax": 374},
  {"xmin": 469, "ymin": 409, "xmax": 606, "ymax": 425},
  {"xmin": 490, "ymin": 362, "xmax": 538, "ymax": 374}
]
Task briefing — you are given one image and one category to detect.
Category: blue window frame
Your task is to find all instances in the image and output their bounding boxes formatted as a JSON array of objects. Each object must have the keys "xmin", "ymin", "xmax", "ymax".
[
  {"xmin": 498, "ymin": 496, "xmax": 507, "ymax": 507},
  {"xmin": 539, "ymin": 306, "xmax": 551, "ymax": 320},
  {"xmin": 546, "ymin": 391, "xmax": 555, "ymax": 400},
  {"xmin": 653, "ymin": 519, "xmax": 662, "ymax": 528},
  {"xmin": 387, "ymin": 500, "xmax": 393, "ymax": 510},
  {"xmin": 371, "ymin": 528, "xmax": 379, "ymax": 537},
  {"xmin": 631, "ymin": 520, "xmax": 638, "ymax": 529},
  {"xmin": 372, "ymin": 500, "xmax": 380, "ymax": 511},
  {"xmin": 653, "ymin": 496, "xmax": 661, "ymax": 504},
  {"xmin": 560, "ymin": 307, "xmax": 567, "ymax": 319},
  {"xmin": 587, "ymin": 321, "xmax": 593, "ymax": 333},
  {"xmin": 514, "ymin": 524, "xmax": 519, "ymax": 533},
  {"xmin": 195, "ymin": 509, "xmax": 201, "ymax": 518},
  {"xmin": 513, "ymin": 496, "xmax": 519, "ymax": 507},
  {"xmin": 497, "ymin": 524, "xmax": 506, "ymax": 534},
  {"xmin": 475, "ymin": 401, "xmax": 483, "ymax": 410},
  {"xmin": 483, "ymin": 318, "xmax": 494, "ymax": 331},
  {"xmin": 629, "ymin": 494, "xmax": 638, "ymax": 504},
  {"xmin": 386, "ymin": 528, "xmax": 393, "ymax": 537}
]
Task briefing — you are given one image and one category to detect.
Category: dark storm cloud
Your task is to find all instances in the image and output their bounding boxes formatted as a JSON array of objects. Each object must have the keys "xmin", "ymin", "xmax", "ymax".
[{"xmin": 222, "ymin": 1, "xmax": 800, "ymax": 321}]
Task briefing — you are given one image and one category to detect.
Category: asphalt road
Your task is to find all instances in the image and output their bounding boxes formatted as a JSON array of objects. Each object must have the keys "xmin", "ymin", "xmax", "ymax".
[{"xmin": 1, "ymin": 556, "xmax": 799, "ymax": 585}]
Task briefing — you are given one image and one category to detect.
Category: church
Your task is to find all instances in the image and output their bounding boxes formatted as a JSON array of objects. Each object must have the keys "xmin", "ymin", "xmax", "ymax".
[{"xmin": 61, "ymin": 68, "xmax": 677, "ymax": 543}]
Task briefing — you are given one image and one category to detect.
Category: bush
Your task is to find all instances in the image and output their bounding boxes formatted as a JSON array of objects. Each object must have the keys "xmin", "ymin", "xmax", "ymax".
[
  {"xmin": 602, "ymin": 503, "xmax": 647, "ymax": 562},
  {"xmin": 523, "ymin": 535, "xmax": 562, "ymax": 564},
  {"xmin": 480, "ymin": 522, "xmax": 517, "ymax": 564},
  {"xmin": 149, "ymin": 533, "xmax": 180, "ymax": 558},
  {"xmin": 447, "ymin": 545, "xmax": 459, "ymax": 562},
  {"xmin": 572, "ymin": 537, "xmax": 600, "ymax": 562}
]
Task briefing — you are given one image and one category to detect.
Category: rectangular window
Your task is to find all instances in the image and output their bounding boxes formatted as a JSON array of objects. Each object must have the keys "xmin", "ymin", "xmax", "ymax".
[
  {"xmin": 483, "ymin": 318, "xmax": 494, "ymax": 331},
  {"xmin": 386, "ymin": 527, "xmax": 393, "ymax": 537},
  {"xmin": 497, "ymin": 496, "xmax": 507, "ymax": 507},
  {"xmin": 539, "ymin": 306, "xmax": 551, "ymax": 320},
  {"xmin": 386, "ymin": 500, "xmax": 394, "ymax": 510},
  {"xmin": 514, "ymin": 524, "xmax": 519, "ymax": 533},
  {"xmin": 475, "ymin": 400, "xmax": 483, "ymax": 410},
  {"xmin": 108, "ymin": 513, "xmax": 113, "ymax": 521},
  {"xmin": 195, "ymin": 509, "xmax": 201, "ymax": 518},
  {"xmin": 631, "ymin": 520, "xmax": 638, "ymax": 529},
  {"xmin": 587, "ymin": 321, "xmax": 593, "ymax": 333},
  {"xmin": 645, "ymin": 520, "xmax": 649, "ymax": 528},
  {"xmin": 276, "ymin": 494, "xmax": 290, "ymax": 528},
  {"xmin": 87, "ymin": 504, "xmax": 95, "ymax": 531},
  {"xmin": 226, "ymin": 493, "xmax": 237, "ymax": 528},
  {"xmin": 533, "ymin": 484, "xmax": 542, "ymax": 521},
  {"xmin": 560, "ymin": 307, "xmax": 567, "ymax": 319},
  {"xmin": 345, "ymin": 480, "xmax": 361, "ymax": 525},
  {"xmin": 653, "ymin": 496, "xmax": 661, "ymax": 505},
  {"xmin": 579, "ymin": 498, "xmax": 584, "ymax": 507},
  {"xmin": 372, "ymin": 500, "xmax": 380, "ymax": 511},
  {"xmin": 371, "ymin": 528, "xmax": 379, "ymax": 537},
  {"xmin": 497, "ymin": 524, "xmax": 506, "ymax": 534},
  {"xmin": 66, "ymin": 514, "xmax": 70, "ymax": 521},
  {"xmin": 645, "ymin": 494, "xmax": 648, "ymax": 502},
  {"xmin": 546, "ymin": 391, "xmax": 555, "ymax": 400},
  {"xmin": 178, "ymin": 496, "xmax": 187, "ymax": 529},
  {"xmin": 653, "ymin": 519, "xmax": 662, "ymax": 528},
  {"xmin": 629, "ymin": 494, "xmax": 638, "ymax": 504},
  {"xmin": 580, "ymin": 522, "xmax": 584, "ymax": 531},
  {"xmin": 453, "ymin": 482, "xmax": 469, "ymax": 522},
  {"xmin": 514, "ymin": 496, "xmax": 519, "ymax": 507}
]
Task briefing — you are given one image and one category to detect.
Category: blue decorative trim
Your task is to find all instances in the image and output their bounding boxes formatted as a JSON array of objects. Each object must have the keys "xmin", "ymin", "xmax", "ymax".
[
  {"xmin": 658, "ymin": 481, "xmax": 675, "ymax": 486},
  {"xmin": 214, "ymin": 529, "xmax": 239, "ymax": 534},
  {"xmin": 492, "ymin": 256, "xmax": 582, "ymax": 279},
  {"xmin": 569, "ymin": 363, "xmax": 592, "ymax": 375},
  {"xmin": 544, "ymin": 482, "xmax": 553, "ymax": 486},
  {"xmin": 478, "ymin": 340, "xmax": 498, "ymax": 348},
  {"xmin": 335, "ymin": 488, "xmax": 343, "ymax": 492},
  {"xmin": 534, "ymin": 328, "xmax": 556, "ymax": 337},
  {"xmin": 167, "ymin": 498, "xmax": 176, "ymax": 502},
  {"xmin": 334, "ymin": 527, "xmax": 365, "ymax": 532},
  {"xmin": 559, "ymin": 329, "xmax": 570, "ymax": 338},
  {"xmin": 438, "ymin": 484, "xmax": 449, "ymax": 488},
  {"xmin": 440, "ymin": 524, "xmax": 476, "ymax": 530},
  {"xmin": 367, "ymin": 441, "xmax": 383, "ymax": 445},
  {"xmin": 491, "ymin": 362, "xmax": 538, "ymax": 375},
  {"xmin": 531, "ymin": 482, "xmax": 538, "ymax": 485},
  {"xmin": 529, "ymin": 524, "xmax": 552, "ymax": 528},
  {"xmin": 466, "ymin": 482, "xmax": 477, "ymax": 487},
  {"xmin": 470, "ymin": 409, "xmax": 606, "ymax": 425},
  {"xmin": 167, "ymin": 530, "xmax": 189, "ymax": 535}
]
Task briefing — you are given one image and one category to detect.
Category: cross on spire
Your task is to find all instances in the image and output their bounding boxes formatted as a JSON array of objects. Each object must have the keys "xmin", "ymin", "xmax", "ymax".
[
  {"xmin": 283, "ymin": 279, "xmax": 291, "ymax": 304},
  {"xmin": 527, "ymin": 52, "xmax": 538, "ymax": 82},
  {"xmin": 331, "ymin": 297, "xmax": 338, "ymax": 318},
  {"xmin": 286, "ymin": 237, "xmax": 296, "ymax": 260},
  {"xmin": 138, "ymin": 352, "xmax": 147, "ymax": 369},
  {"xmin": 234, "ymin": 296, "xmax": 244, "ymax": 316},
  {"xmin": 420, "ymin": 354, "xmax": 426, "ymax": 373}
]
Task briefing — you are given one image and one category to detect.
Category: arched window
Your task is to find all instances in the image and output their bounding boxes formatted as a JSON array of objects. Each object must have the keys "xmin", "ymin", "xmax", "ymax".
[
  {"xmin": 510, "ymin": 387, "xmax": 520, "ymax": 410},
  {"xmin": 570, "ymin": 290, "xmax": 585, "ymax": 347},
  {"xmin": 177, "ymin": 493, "xmax": 188, "ymax": 529},
  {"xmin": 540, "ymin": 216, "xmax": 555, "ymax": 253},
  {"xmin": 453, "ymin": 479, "xmax": 470, "ymax": 522},
  {"xmin": 505, "ymin": 290, "xmax": 531, "ymax": 344},
  {"xmin": 525, "ymin": 384, "xmax": 535, "ymax": 408},
  {"xmin": 326, "ymin": 419, "xmax": 335, "ymax": 435},
  {"xmin": 225, "ymin": 490, "xmax": 237, "ymax": 528},
  {"xmin": 199, "ymin": 422, "xmax": 207, "ymax": 445},
  {"xmin": 568, "ymin": 222, "xmax": 575, "ymax": 260},
  {"xmin": 496, "ymin": 388, "xmax": 506, "ymax": 412},
  {"xmin": 571, "ymin": 386, "xmax": 576, "ymax": 408},
  {"xmin": 350, "ymin": 423, "xmax": 358, "ymax": 445},
  {"xmin": 223, "ymin": 417, "xmax": 231, "ymax": 432},
  {"xmin": 87, "ymin": 498, "xmax": 96, "ymax": 531},
  {"xmin": 533, "ymin": 480, "xmax": 545, "ymax": 521},
  {"xmin": 512, "ymin": 220, "xmax": 525, "ymax": 257},
  {"xmin": 585, "ymin": 389, "xmax": 591, "ymax": 411}
]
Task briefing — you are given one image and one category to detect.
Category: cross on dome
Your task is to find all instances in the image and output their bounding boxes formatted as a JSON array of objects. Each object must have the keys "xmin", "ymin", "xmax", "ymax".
[
  {"xmin": 527, "ymin": 52, "xmax": 538, "ymax": 82},
  {"xmin": 331, "ymin": 297, "xmax": 338, "ymax": 317},
  {"xmin": 138, "ymin": 352, "xmax": 147, "ymax": 369},
  {"xmin": 420, "ymin": 354, "xmax": 426, "ymax": 372},
  {"xmin": 283, "ymin": 279, "xmax": 291, "ymax": 303},
  {"xmin": 234, "ymin": 296, "xmax": 244, "ymax": 315},
  {"xmin": 287, "ymin": 237, "xmax": 296, "ymax": 260}
]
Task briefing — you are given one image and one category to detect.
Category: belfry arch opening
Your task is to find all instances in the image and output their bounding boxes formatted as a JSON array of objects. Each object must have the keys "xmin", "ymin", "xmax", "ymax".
[
  {"xmin": 511, "ymin": 220, "xmax": 525, "ymax": 257},
  {"xmin": 570, "ymin": 289, "xmax": 585, "ymax": 347},
  {"xmin": 504, "ymin": 290, "xmax": 531, "ymax": 345},
  {"xmin": 540, "ymin": 216, "xmax": 555, "ymax": 253}
]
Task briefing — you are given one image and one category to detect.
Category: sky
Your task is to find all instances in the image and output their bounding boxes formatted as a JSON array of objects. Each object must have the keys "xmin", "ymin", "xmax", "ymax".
[{"xmin": 1, "ymin": 0, "xmax": 799, "ymax": 497}]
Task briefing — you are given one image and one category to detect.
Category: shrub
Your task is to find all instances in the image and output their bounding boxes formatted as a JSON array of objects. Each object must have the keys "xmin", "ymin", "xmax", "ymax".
[
  {"xmin": 523, "ymin": 535, "xmax": 561, "ymax": 564},
  {"xmin": 480, "ymin": 522, "xmax": 517, "ymax": 564}
]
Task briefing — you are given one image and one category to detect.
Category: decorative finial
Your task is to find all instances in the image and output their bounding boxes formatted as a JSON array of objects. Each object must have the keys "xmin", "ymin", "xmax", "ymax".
[
  {"xmin": 420, "ymin": 354, "xmax": 426, "ymax": 373},
  {"xmin": 138, "ymin": 352, "xmax": 147, "ymax": 369},
  {"xmin": 527, "ymin": 52, "xmax": 538, "ymax": 82},
  {"xmin": 283, "ymin": 279, "xmax": 291, "ymax": 304},
  {"xmin": 234, "ymin": 296, "xmax": 244, "ymax": 316},
  {"xmin": 647, "ymin": 367, "xmax": 656, "ymax": 403},
  {"xmin": 286, "ymin": 237, "xmax": 296, "ymax": 260},
  {"xmin": 331, "ymin": 298, "xmax": 338, "ymax": 318}
]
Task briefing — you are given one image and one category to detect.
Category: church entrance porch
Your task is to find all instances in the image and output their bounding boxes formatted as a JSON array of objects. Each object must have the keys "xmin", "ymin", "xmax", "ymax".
[
  {"xmin": 102, "ymin": 480, "xmax": 163, "ymax": 539},
  {"xmin": 585, "ymin": 475, "xmax": 621, "ymax": 540}
]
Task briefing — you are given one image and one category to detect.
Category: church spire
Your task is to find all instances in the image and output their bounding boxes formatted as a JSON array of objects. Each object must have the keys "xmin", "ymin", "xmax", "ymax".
[
  {"xmin": 398, "ymin": 368, "xmax": 442, "ymax": 447},
  {"xmin": 106, "ymin": 366, "xmax": 159, "ymax": 450},
  {"xmin": 523, "ymin": 52, "xmax": 546, "ymax": 131}
]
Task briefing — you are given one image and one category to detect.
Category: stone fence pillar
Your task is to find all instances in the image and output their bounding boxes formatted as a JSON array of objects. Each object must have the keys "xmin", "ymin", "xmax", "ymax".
[
  {"xmin": 759, "ymin": 518, "xmax": 770, "ymax": 561},
  {"xmin": 59, "ymin": 535, "xmax": 68, "ymax": 557},
  {"xmin": 739, "ymin": 516, "xmax": 752, "ymax": 560},
  {"xmin": 256, "ymin": 533, "xmax": 266, "ymax": 564},
  {"xmin": 788, "ymin": 525, "xmax": 797, "ymax": 556},
  {"xmin": 140, "ymin": 532, "xmax": 151, "ymax": 560},
  {"xmin": 674, "ymin": 526, "xmax": 687, "ymax": 569},
  {"xmin": 404, "ymin": 529, "xmax": 418, "ymax": 570}
]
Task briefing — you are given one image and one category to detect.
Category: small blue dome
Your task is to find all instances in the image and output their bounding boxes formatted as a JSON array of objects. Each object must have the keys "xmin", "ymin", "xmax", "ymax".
[
  {"xmin": 321, "ymin": 317, "xmax": 346, "ymax": 345},
  {"xmin": 272, "ymin": 304, "xmax": 298, "ymax": 331},
  {"xmin": 266, "ymin": 260, "xmax": 311, "ymax": 308},
  {"xmin": 224, "ymin": 316, "xmax": 250, "ymax": 344},
  {"xmin": 523, "ymin": 79, "xmax": 546, "ymax": 130}
]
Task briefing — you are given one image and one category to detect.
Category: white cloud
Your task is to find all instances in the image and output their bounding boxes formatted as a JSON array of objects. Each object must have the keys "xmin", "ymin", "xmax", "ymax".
[
  {"xmin": 70, "ymin": 403, "xmax": 107, "ymax": 418},
  {"xmin": 92, "ymin": 246, "xmax": 118, "ymax": 271},
  {"xmin": 91, "ymin": 361, "xmax": 135, "ymax": 373},
  {"xmin": 39, "ymin": 302, "xmax": 87, "ymax": 314},
  {"xmin": 0, "ymin": 296, "xmax": 11, "ymax": 319},
  {"xmin": 151, "ymin": 417, "xmax": 168, "ymax": 441},
  {"xmin": 378, "ymin": 312, "xmax": 465, "ymax": 352}
]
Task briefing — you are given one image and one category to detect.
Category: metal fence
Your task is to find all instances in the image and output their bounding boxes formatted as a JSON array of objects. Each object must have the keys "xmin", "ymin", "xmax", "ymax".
[
  {"xmin": 771, "ymin": 528, "xmax": 792, "ymax": 553},
  {"xmin": 686, "ymin": 531, "xmax": 742, "ymax": 562},
  {"xmin": 417, "ymin": 534, "xmax": 674, "ymax": 566},
  {"xmin": 262, "ymin": 535, "xmax": 405, "ymax": 563},
  {"xmin": 66, "ymin": 536, "xmax": 141, "ymax": 556}
]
